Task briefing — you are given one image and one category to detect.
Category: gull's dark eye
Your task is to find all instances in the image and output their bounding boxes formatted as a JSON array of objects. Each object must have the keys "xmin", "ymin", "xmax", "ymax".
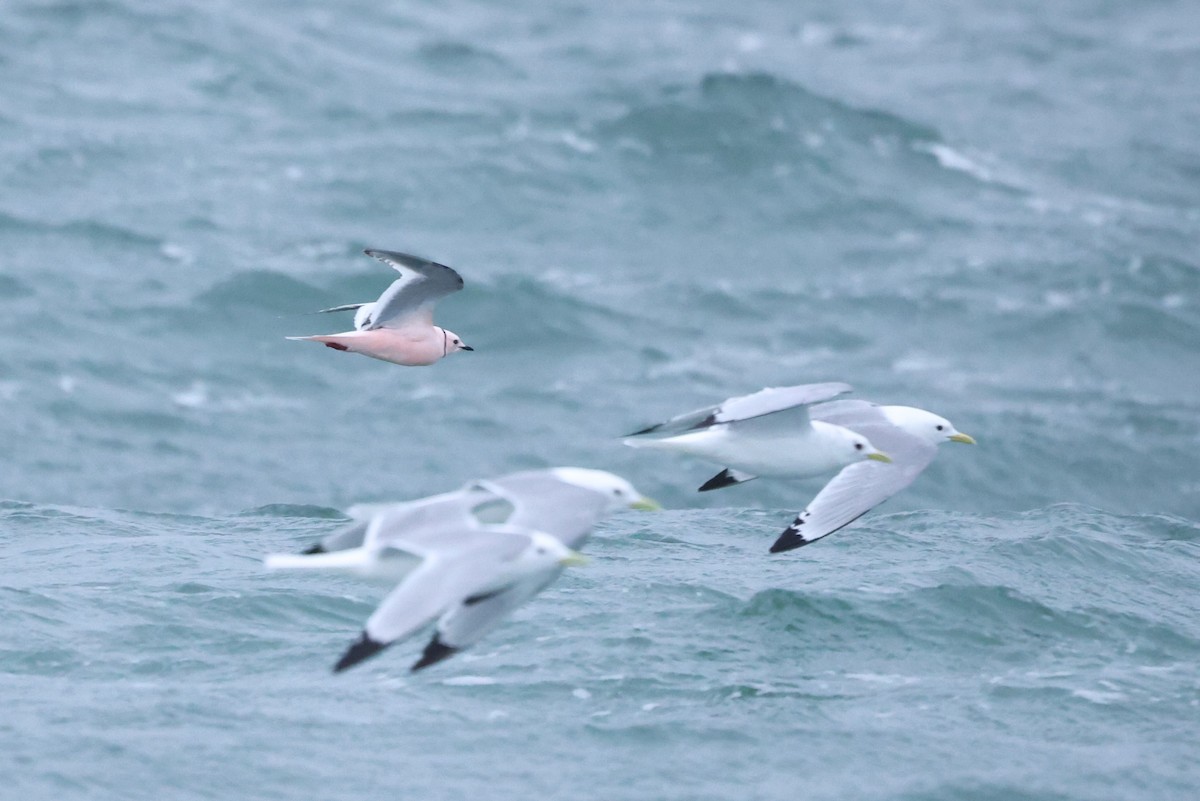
[
  {"xmin": 854, "ymin": 442, "xmax": 863, "ymax": 451},
  {"xmin": 612, "ymin": 488, "xmax": 621, "ymax": 496},
  {"xmin": 454, "ymin": 339, "xmax": 460, "ymax": 344},
  {"xmin": 936, "ymin": 425, "xmax": 944, "ymax": 431}
]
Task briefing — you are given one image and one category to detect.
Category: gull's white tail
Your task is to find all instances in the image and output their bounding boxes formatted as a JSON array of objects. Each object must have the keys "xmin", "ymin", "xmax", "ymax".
[{"xmin": 285, "ymin": 331, "xmax": 365, "ymax": 351}]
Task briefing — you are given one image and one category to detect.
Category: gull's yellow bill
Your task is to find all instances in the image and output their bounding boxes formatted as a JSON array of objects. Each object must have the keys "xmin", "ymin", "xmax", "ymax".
[
  {"xmin": 630, "ymin": 497, "xmax": 662, "ymax": 511},
  {"xmin": 559, "ymin": 551, "xmax": 590, "ymax": 567}
]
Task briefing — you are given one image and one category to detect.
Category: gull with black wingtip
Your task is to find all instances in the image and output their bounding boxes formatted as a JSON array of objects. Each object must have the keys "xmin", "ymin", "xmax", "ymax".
[
  {"xmin": 265, "ymin": 468, "xmax": 658, "ymax": 673},
  {"xmin": 768, "ymin": 399, "xmax": 975, "ymax": 553},
  {"xmin": 623, "ymin": 382, "xmax": 892, "ymax": 487},
  {"xmin": 267, "ymin": 523, "xmax": 584, "ymax": 673}
]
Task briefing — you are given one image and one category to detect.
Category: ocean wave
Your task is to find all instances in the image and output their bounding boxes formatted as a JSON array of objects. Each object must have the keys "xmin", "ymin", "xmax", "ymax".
[
  {"xmin": 605, "ymin": 72, "xmax": 936, "ymax": 148},
  {"xmin": 234, "ymin": 503, "xmax": 347, "ymax": 519},
  {"xmin": 0, "ymin": 210, "xmax": 161, "ymax": 247},
  {"xmin": 596, "ymin": 71, "xmax": 947, "ymax": 187},
  {"xmin": 2, "ymin": 499, "xmax": 1197, "ymax": 796},
  {"xmin": 450, "ymin": 273, "xmax": 634, "ymax": 350},
  {"xmin": 417, "ymin": 40, "xmax": 523, "ymax": 78},
  {"xmin": 194, "ymin": 270, "xmax": 328, "ymax": 316}
]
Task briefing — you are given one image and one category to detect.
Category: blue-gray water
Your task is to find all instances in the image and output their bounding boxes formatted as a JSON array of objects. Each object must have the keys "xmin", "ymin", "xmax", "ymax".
[{"xmin": 2, "ymin": 1, "xmax": 1198, "ymax": 799}]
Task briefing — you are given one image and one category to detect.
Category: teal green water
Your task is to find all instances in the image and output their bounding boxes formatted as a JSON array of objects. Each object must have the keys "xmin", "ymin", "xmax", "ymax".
[{"xmin": 2, "ymin": 1, "xmax": 1199, "ymax": 799}]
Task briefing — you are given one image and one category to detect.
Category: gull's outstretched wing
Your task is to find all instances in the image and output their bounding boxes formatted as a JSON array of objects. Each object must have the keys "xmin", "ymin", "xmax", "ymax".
[
  {"xmin": 316, "ymin": 302, "xmax": 370, "ymax": 315},
  {"xmin": 627, "ymin": 382, "xmax": 852, "ymax": 437},
  {"xmin": 299, "ymin": 485, "xmax": 497, "ymax": 555},
  {"xmin": 297, "ymin": 468, "xmax": 609, "ymax": 556},
  {"xmin": 358, "ymin": 249, "xmax": 465, "ymax": 330},
  {"xmin": 411, "ymin": 569, "xmax": 561, "ymax": 671},
  {"xmin": 333, "ymin": 529, "xmax": 532, "ymax": 673},
  {"xmin": 361, "ymin": 486, "xmax": 506, "ymax": 551},
  {"xmin": 486, "ymin": 470, "xmax": 614, "ymax": 549},
  {"xmin": 312, "ymin": 302, "xmax": 374, "ymax": 330},
  {"xmin": 770, "ymin": 401, "xmax": 936, "ymax": 552}
]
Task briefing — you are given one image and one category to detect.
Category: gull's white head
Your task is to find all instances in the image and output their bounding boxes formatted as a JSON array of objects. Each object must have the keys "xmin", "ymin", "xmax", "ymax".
[
  {"xmin": 517, "ymin": 531, "xmax": 588, "ymax": 571},
  {"xmin": 829, "ymin": 426, "xmax": 893, "ymax": 465},
  {"xmin": 882, "ymin": 406, "xmax": 976, "ymax": 446},
  {"xmin": 550, "ymin": 467, "xmax": 661, "ymax": 511},
  {"xmin": 441, "ymin": 328, "xmax": 473, "ymax": 356}
]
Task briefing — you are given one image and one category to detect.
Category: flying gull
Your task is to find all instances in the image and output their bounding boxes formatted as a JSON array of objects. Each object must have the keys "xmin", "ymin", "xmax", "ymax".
[
  {"xmin": 267, "ymin": 524, "xmax": 582, "ymax": 672},
  {"xmin": 266, "ymin": 468, "xmax": 658, "ymax": 672},
  {"xmin": 288, "ymin": 249, "xmax": 473, "ymax": 366},
  {"xmin": 768, "ymin": 399, "xmax": 974, "ymax": 552},
  {"xmin": 623, "ymin": 382, "xmax": 892, "ymax": 488}
]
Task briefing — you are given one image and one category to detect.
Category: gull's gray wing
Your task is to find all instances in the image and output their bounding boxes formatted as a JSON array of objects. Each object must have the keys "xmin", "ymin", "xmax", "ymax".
[
  {"xmin": 488, "ymin": 470, "xmax": 612, "ymax": 549},
  {"xmin": 770, "ymin": 400, "xmax": 936, "ymax": 552},
  {"xmin": 316, "ymin": 302, "xmax": 370, "ymax": 315},
  {"xmin": 412, "ymin": 568, "xmax": 562, "ymax": 671},
  {"xmin": 627, "ymin": 382, "xmax": 852, "ymax": 436},
  {"xmin": 362, "ymin": 486, "xmax": 506, "ymax": 551},
  {"xmin": 333, "ymin": 528, "xmax": 532, "ymax": 672},
  {"xmin": 299, "ymin": 485, "xmax": 497, "ymax": 555},
  {"xmin": 343, "ymin": 469, "xmax": 610, "ymax": 553},
  {"xmin": 359, "ymin": 249, "xmax": 464, "ymax": 330},
  {"xmin": 353, "ymin": 303, "xmax": 375, "ymax": 331},
  {"xmin": 307, "ymin": 301, "xmax": 374, "ymax": 332}
]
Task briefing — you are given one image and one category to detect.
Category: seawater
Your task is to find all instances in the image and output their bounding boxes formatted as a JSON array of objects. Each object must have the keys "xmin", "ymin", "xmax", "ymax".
[{"xmin": 1, "ymin": 1, "xmax": 1198, "ymax": 799}]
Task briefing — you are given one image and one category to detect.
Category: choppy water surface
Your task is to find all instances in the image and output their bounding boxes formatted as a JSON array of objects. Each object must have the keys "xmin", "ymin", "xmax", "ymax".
[{"xmin": 1, "ymin": 1, "xmax": 1198, "ymax": 799}]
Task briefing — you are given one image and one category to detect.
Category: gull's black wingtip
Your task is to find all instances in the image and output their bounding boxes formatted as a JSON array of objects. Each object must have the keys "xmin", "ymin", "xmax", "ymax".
[
  {"xmin": 769, "ymin": 528, "xmax": 811, "ymax": 554},
  {"xmin": 333, "ymin": 632, "xmax": 389, "ymax": 673},
  {"xmin": 698, "ymin": 468, "xmax": 739, "ymax": 492},
  {"xmin": 363, "ymin": 247, "xmax": 403, "ymax": 263},
  {"xmin": 411, "ymin": 635, "xmax": 460, "ymax": 672},
  {"xmin": 625, "ymin": 423, "xmax": 661, "ymax": 437},
  {"xmin": 302, "ymin": 543, "xmax": 326, "ymax": 555}
]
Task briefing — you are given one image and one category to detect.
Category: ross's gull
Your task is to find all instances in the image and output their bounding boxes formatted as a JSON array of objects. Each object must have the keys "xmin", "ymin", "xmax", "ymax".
[{"xmin": 288, "ymin": 249, "xmax": 472, "ymax": 366}]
